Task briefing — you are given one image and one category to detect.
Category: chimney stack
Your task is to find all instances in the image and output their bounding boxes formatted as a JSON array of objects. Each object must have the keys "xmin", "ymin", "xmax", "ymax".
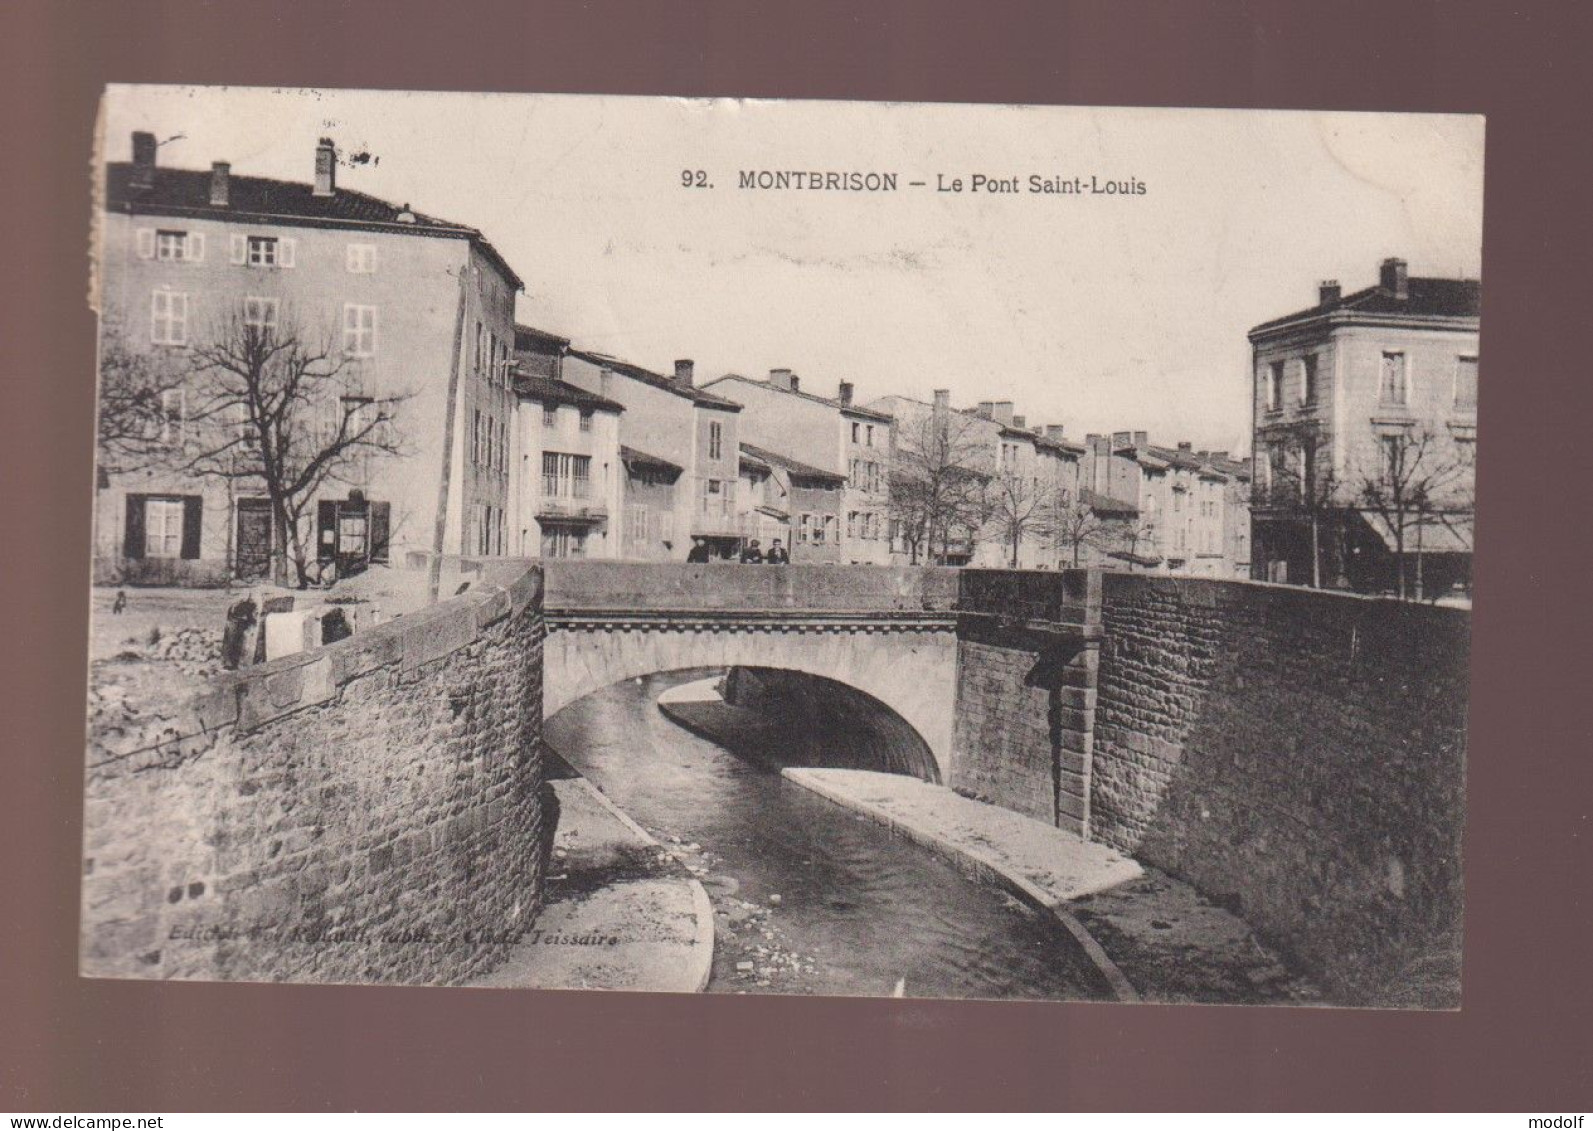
[
  {"xmin": 932, "ymin": 389, "xmax": 950, "ymax": 411},
  {"xmin": 1177, "ymin": 441, "xmax": 1192, "ymax": 452},
  {"xmin": 975, "ymin": 401, "xmax": 995, "ymax": 419},
  {"xmin": 674, "ymin": 359, "xmax": 694, "ymax": 387},
  {"xmin": 769, "ymin": 367, "xmax": 795, "ymax": 392},
  {"xmin": 601, "ymin": 367, "xmax": 615, "ymax": 398},
  {"xmin": 1379, "ymin": 257, "xmax": 1409, "ymax": 301},
  {"xmin": 1319, "ymin": 279, "xmax": 1341, "ymax": 306},
  {"xmin": 209, "ymin": 161, "xmax": 230, "ymax": 207},
  {"xmin": 992, "ymin": 401, "xmax": 1015, "ymax": 425},
  {"xmin": 837, "ymin": 380, "xmax": 854, "ymax": 405},
  {"xmin": 1044, "ymin": 424, "xmax": 1066, "ymax": 440},
  {"xmin": 130, "ymin": 131, "xmax": 157, "ymax": 189},
  {"xmin": 1134, "ymin": 430, "xmax": 1149, "ymax": 448},
  {"xmin": 313, "ymin": 138, "xmax": 337, "ymax": 197},
  {"xmin": 1011, "ymin": 414, "xmax": 1026, "ymax": 430}
]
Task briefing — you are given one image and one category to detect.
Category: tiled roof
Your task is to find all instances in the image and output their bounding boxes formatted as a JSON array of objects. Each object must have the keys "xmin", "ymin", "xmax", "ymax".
[
  {"xmin": 1082, "ymin": 489, "xmax": 1139, "ymax": 517},
  {"xmin": 513, "ymin": 373, "xmax": 625, "ymax": 414},
  {"xmin": 739, "ymin": 442, "xmax": 846, "ymax": 485},
  {"xmin": 1251, "ymin": 277, "xmax": 1481, "ymax": 336},
  {"xmin": 514, "ymin": 324, "xmax": 571, "ymax": 353},
  {"xmin": 619, "ymin": 445, "xmax": 683, "ymax": 476},
  {"xmin": 704, "ymin": 374, "xmax": 894, "ymax": 423},
  {"xmin": 568, "ymin": 349, "xmax": 743, "ymax": 410},
  {"xmin": 104, "ymin": 161, "xmax": 523, "ymax": 290}
]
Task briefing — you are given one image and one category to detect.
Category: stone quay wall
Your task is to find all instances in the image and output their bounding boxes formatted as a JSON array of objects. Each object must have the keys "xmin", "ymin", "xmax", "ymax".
[
  {"xmin": 1091, "ymin": 573, "xmax": 1469, "ymax": 998},
  {"xmin": 81, "ymin": 562, "xmax": 549, "ymax": 986}
]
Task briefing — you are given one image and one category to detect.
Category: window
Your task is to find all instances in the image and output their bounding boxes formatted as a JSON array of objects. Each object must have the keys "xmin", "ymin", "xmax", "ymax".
[
  {"xmin": 866, "ymin": 425, "xmax": 875, "ymax": 447},
  {"xmin": 1265, "ymin": 361, "xmax": 1283, "ymax": 411},
  {"xmin": 474, "ymin": 322, "xmax": 484, "ymax": 376},
  {"xmin": 1301, "ymin": 354, "xmax": 1318, "ymax": 405},
  {"xmin": 628, "ymin": 504, "xmax": 649, "ymax": 543},
  {"xmin": 160, "ymin": 389, "xmax": 185, "ymax": 445},
  {"xmin": 343, "ymin": 304, "xmax": 377, "ymax": 357},
  {"xmin": 346, "ymin": 244, "xmax": 376, "ymax": 273},
  {"xmin": 851, "ymin": 422, "xmax": 860, "ymax": 444},
  {"xmin": 798, "ymin": 514, "xmax": 811, "ymax": 544},
  {"xmin": 341, "ymin": 396, "xmax": 374, "ymax": 442},
  {"xmin": 144, "ymin": 499, "xmax": 186, "ymax": 558},
  {"xmin": 247, "ymin": 236, "xmax": 279, "ymax": 266},
  {"xmin": 488, "ymin": 331, "xmax": 498, "ymax": 383},
  {"xmin": 540, "ymin": 524, "xmax": 586, "ymax": 559},
  {"xmin": 151, "ymin": 290, "xmax": 188, "ymax": 345},
  {"xmin": 242, "ymin": 296, "xmax": 279, "ymax": 336},
  {"xmin": 709, "ymin": 421, "xmax": 723, "ymax": 460},
  {"xmin": 543, "ymin": 405, "xmax": 557, "ymax": 428},
  {"xmin": 580, "ymin": 411, "xmax": 593, "ymax": 433},
  {"xmin": 1380, "ymin": 351, "xmax": 1409, "ymax": 406},
  {"xmin": 156, "ymin": 230, "xmax": 191, "ymax": 260},
  {"xmin": 1455, "ymin": 356, "xmax": 1478, "ymax": 410},
  {"xmin": 542, "ymin": 452, "xmax": 592, "ymax": 499},
  {"xmin": 701, "ymin": 477, "xmax": 728, "ymax": 516},
  {"xmin": 847, "ymin": 511, "xmax": 858, "ymax": 539}
]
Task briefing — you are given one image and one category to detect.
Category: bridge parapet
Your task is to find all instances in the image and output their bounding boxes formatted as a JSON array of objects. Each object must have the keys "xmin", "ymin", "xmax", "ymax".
[{"xmin": 542, "ymin": 561, "xmax": 960, "ymax": 615}]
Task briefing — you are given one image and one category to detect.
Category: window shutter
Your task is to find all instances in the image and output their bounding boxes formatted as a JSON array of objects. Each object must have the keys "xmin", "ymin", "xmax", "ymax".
[
  {"xmin": 317, "ymin": 500, "xmax": 338, "ymax": 563},
  {"xmin": 124, "ymin": 495, "xmax": 146, "ymax": 559},
  {"xmin": 180, "ymin": 496, "xmax": 203, "ymax": 559},
  {"xmin": 280, "ymin": 238, "xmax": 297, "ymax": 268},
  {"xmin": 230, "ymin": 234, "xmax": 247, "ymax": 264},
  {"xmin": 187, "ymin": 232, "xmax": 205, "ymax": 261},
  {"xmin": 136, "ymin": 229, "xmax": 155, "ymax": 259},
  {"xmin": 369, "ymin": 502, "xmax": 391, "ymax": 563}
]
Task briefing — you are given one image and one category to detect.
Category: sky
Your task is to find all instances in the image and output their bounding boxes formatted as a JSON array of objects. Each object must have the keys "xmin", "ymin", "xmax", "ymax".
[{"xmin": 101, "ymin": 87, "xmax": 1485, "ymax": 454}]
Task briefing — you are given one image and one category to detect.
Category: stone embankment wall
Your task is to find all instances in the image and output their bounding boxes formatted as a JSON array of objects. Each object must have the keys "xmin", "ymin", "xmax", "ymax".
[
  {"xmin": 81, "ymin": 563, "xmax": 549, "ymax": 986},
  {"xmin": 1090, "ymin": 573, "xmax": 1469, "ymax": 999}
]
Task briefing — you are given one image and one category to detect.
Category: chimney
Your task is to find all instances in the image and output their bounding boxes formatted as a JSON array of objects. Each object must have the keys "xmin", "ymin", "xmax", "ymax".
[
  {"xmin": 992, "ymin": 401, "xmax": 1015, "ymax": 425},
  {"xmin": 769, "ymin": 368, "xmax": 795, "ymax": 392},
  {"xmin": 1044, "ymin": 425, "xmax": 1066, "ymax": 440},
  {"xmin": 209, "ymin": 161, "xmax": 230, "ymax": 207},
  {"xmin": 1177, "ymin": 441, "xmax": 1192, "ymax": 452},
  {"xmin": 975, "ymin": 401, "xmax": 995, "ymax": 419},
  {"xmin": 1379, "ymin": 257, "xmax": 1409, "ymax": 301},
  {"xmin": 1319, "ymin": 279, "xmax": 1341, "ymax": 306},
  {"xmin": 674, "ymin": 359, "xmax": 694, "ymax": 387},
  {"xmin": 130, "ymin": 131, "xmax": 157, "ymax": 189},
  {"xmin": 932, "ymin": 389, "xmax": 950, "ymax": 411},
  {"xmin": 600, "ymin": 368, "xmax": 615, "ymax": 398},
  {"xmin": 313, "ymin": 137, "xmax": 337, "ymax": 197},
  {"xmin": 1012, "ymin": 414, "xmax": 1026, "ymax": 430},
  {"xmin": 837, "ymin": 380, "xmax": 854, "ymax": 405},
  {"xmin": 1134, "ymin": 430, "xmax": 1149, "ymax": 448}
]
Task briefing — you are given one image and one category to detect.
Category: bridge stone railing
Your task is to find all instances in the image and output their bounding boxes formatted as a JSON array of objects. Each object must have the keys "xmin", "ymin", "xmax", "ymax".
[{"xmin": 541, "ymin": 560, "xmax": 960, "ymax": 615}]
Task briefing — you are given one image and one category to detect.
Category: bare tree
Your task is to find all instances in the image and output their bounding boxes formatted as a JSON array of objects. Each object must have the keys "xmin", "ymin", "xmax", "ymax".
[
  {"xmin": 1046, "ymin": 492, "xmax": 1116, "ymax": 568},
  {"xmin": 96, "ymin": 316, "xmax": 195, "ymax": 478},
  {"xmin": 1354, "ymin": 425, "xmax": 1473, "ymax": 600},
  {"xmin": 158, "ymin": 308, "xmax": 411, "ymax": 587},
  {"xmin": 887, "ymin": 408, "xmax": 991, "ymax": 565},
  {"xmin": 988, "ymin": 469, "xmax": 1047, "ymax": 568},
  {"xmin": 1256, "ymin": 422, "xmax": 1342, "ymax": 588}
]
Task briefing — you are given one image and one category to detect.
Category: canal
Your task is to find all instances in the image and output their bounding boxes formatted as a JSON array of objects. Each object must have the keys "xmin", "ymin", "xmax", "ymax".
[{"xmin": 546, "ymin": 668, "xmax": 1110, "ymax": 1001}]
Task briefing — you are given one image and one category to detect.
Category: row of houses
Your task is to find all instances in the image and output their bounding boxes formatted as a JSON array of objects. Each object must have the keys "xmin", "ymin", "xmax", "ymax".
[{"xmin": 94, "ymin": 131, "xmax": 1476, "ymax": 595}]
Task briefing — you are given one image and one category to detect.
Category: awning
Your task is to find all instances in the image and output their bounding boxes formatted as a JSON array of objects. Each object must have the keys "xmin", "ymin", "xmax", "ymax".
[{"xmin": 1359, "ymin": 510, "xmax": 1474, "ymax": 554}]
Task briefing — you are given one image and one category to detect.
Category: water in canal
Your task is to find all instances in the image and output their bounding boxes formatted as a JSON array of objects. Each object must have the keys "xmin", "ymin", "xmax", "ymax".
[{"xmin": 546, "ymin": 668, "xmax": 1109, "ymax": 1001}]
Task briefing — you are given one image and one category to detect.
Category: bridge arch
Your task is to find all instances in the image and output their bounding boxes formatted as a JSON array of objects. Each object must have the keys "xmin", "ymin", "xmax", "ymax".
[{"xmin": 541, "ymin": 619, "xmax": 958, "ymax": 781}]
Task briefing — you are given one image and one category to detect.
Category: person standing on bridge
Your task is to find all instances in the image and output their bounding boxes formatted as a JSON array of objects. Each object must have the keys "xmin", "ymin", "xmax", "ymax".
[
  {"xmin": 739, "ymin": 538, "xmax": 764, "ymax": 564},
  {"xmin": 765, "ymin": 538, "xmax": 790, "ymax": 564},
  {"xmin": 686, "ymin": 536, "xmax": 711, "ymax": 563}
]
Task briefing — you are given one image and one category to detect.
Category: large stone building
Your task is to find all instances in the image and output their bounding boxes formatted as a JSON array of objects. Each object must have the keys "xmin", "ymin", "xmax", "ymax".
[
  {"xmin": 509, "ymin": 326, "xmax": 626, "ymax": 559},
  {"xmin": 701, "ymin": 370, "xmax": 894, "ymax": 564},
  {"xmin": 560, "ymin": 351, "xmax": 744, "ymax": 560},
  {"xmin": 95, "ymin": 131, "xmax": 523, "ymax": 585},
  {"xmin": 1249, "ymin": 258, "xmax": 1479, "ymax": 596}
]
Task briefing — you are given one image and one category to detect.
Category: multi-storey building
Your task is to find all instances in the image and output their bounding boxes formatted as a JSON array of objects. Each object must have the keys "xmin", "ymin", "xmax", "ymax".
[
  {"xmin": 509, "ymin": 326, "xmax": 625, "ymax": 559},
  {"xmin": 1249, "ymin": 258, "xmax": 1479, "ymax": 595},
  {"xmin": 561, "ymin": 352, "xmax": 744, "ymax": 560},
  {"xmin": 701, "ymin": 370, "xmax": 894, "ymax": 564},
  {"xmin": 95, "ymin": 131, "xmax": 523, "ymax": 585},
  {"xmin": 737, "ymin": 443, "xmax": 847, "ymax": 561}
]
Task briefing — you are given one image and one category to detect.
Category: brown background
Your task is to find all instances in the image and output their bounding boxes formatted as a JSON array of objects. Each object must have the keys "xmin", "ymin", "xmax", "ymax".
[{"xmin": 1, "ymin": 0, "xmax": 1588, "ymax": 1112}]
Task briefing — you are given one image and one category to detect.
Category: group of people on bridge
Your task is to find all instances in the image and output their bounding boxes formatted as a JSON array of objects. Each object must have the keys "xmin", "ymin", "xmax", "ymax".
[{"xmin": 685, "ymin": 537, "xmax": 791, "ymax": 564}]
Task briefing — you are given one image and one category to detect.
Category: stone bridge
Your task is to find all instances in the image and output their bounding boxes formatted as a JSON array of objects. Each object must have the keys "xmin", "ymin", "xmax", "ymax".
[{"xmin": 539, "ymin": 561, "xmax": 962, "ymax": 778}]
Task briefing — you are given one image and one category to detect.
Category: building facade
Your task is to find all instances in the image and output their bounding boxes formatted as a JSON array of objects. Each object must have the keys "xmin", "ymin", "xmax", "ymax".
[
  {"xmin": 95, "ymin": 131, "xmax": 522, "ymax": 585},
  {"xmin": 1249, "ymin": 258, "xmax": 1479, "ymax": 596},
  {"xmin": 701, "ymin": 370, "xmax": 894, "ymax": 564}
]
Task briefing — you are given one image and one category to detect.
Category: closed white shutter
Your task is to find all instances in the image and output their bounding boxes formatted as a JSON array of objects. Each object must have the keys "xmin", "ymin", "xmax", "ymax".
[
  {"xmin": 280, "ymin": 238, "xmax": 297, "ymax": 268},
  {"xmin": 136, "ymin": 229, "xmax": 155, "ymax": 258},
  {"xmin": 230, "ymin": 234, "xmax": 247, "ymax": 264},
  {"xmin": 186, "ymin": 232, "xmax": 205, "ymax": 261}
]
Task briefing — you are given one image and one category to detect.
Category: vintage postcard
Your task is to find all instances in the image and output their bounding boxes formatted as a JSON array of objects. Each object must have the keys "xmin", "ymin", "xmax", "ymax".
[{"xmin": 82, "ymin": 87, "xmax": 1480, "ymax": 1007}]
